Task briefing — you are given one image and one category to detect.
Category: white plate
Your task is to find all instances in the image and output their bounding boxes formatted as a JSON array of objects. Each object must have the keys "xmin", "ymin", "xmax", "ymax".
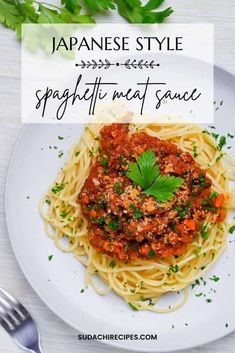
[{"xmin": 5, "ymin": 65, "xmax": 235, "ymax": 352}]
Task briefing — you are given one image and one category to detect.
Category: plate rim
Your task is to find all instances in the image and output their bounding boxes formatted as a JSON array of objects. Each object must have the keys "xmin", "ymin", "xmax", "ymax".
[{"xmin": 4, "ymin": 64, "xmax": 235, "ymax": 352}]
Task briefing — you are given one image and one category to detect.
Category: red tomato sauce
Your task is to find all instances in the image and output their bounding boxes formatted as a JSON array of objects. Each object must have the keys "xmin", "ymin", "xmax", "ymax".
[{"xmin": 79, "ymin": 124, "xmax": 226, "ymax": 261}]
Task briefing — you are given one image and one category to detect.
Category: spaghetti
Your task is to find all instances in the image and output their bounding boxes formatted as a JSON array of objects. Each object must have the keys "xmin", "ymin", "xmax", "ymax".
[{"xmin": 40, "ymin": 114, "xmax": 235, "ymax": 313}]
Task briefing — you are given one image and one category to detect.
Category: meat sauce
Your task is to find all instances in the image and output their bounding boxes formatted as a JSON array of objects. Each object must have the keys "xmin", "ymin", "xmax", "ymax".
[{"xmin": 79, "ymin": 124, "xmax": 226, "ymax": 261}]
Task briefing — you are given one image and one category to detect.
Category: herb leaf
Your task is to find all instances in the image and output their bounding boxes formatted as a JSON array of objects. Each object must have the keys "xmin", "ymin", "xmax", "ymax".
[
  {"xmin": 129, "ymin": 203, "xmax": 143, "ymax": 219},
  {"xmin": 0, "ymin": 0, "xmax": 173, "ymax": 41},
  {"xmin": 109, "ymin": 259, "xmax": 116, "ymax": 268},
  {"xmin": 169, "ymin": 264, "xmax": 179, "ymax": 273},
  {"xmin": 200, "ymin": 223, "xmax": 209, "ymax": 240},
  {"xmin": 144, "ymin": 0, "xmax": 165, "ymax": 11},
  {"xmin": 229, "ymin": 225, "xmax": 235, "ymax": 234},
  {"xmin": 0, "ymin": 0, "xmax": 22, "ymax": 29},
  {"xmin": 84, "ymin": 0, "xmax": 116, "ymax": 13},
  {"xmin": 217, "ymin": 136, "xmax": 226, "ymax": 151},
  {"xmin": 143, "ymin": 175, "xmax": 184, "ymax": 203},
  {"xmin": 128, "ymin": 302, "xmax": 139, "ymax": 311},
  {"xmin": 126, "ymin": 150, "xmax": 159, "ymax": 189},
  {"xmin": 202, "ymin": 191, "xmax": 218, "ymax": 205},
  {"xmin": 116, "ymin": 0, "xmax": 173, "ymax": 24},
  {"xmin": 38, "ymin": 4, "xmax": 63, "ymax": 24},
  {"xmin": 61, "ymin": 0, "xmax": 81, "ymax": 14},
  {"xmin": 126, "ymin": 149, "xmax": 184, "ymax": 203}
]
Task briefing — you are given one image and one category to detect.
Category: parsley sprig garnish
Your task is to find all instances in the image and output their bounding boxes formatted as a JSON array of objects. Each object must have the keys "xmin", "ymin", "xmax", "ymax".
[
  {"xmin": 126, "ymin": 150, "xmax": 184, "ymax": 203},
  {"xmin": 0, "ymin": 0, "xmax": 173, "ymax": 39}
]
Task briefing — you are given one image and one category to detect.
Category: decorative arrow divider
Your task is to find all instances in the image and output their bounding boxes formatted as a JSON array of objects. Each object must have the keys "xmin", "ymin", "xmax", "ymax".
[{"xmin": 75, "ymin": 59, "xmax": 160, "ymax": 69}]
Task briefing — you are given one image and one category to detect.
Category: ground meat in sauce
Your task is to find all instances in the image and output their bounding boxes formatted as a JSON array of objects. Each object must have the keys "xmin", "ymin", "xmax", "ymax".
[{"xmin": 78, "ymin": 123, "xmax": 226, "ymax": 261}]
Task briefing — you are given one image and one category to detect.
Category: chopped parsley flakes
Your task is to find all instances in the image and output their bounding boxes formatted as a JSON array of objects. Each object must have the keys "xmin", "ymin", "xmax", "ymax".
[
  {"xmin": 129, "ymin": 203, "xmax": 143, "ymax": 219},
  {"xmin": 128, "ymin": 302, "xmax": 139, "ymax": 311},
  {"xmin": 109, "ymin": 260, "xmax": 116, "ymax": 269},
  {"xmin": 169, "ymin": 264, "xmax": 179, "ymax": 273},
  {"xmin": 148, "ymin": 249, "xmax": 156, "ymax": 258},
  {"xmin": 229, "ymin": 225, "xmax": 235, "ymax": 234},
  {"xmin": 192, "ymin": 141, "xmax": 198, "ymax": 158},
  {"xmin": 109, "ymin": 220, "xmax": 119, "ymax": 231},
  {"xmin": 51, "ymin": 183, "xmax": 64, "ymax": 194},
  {"xmin": 114, "ymin": 182, "xmax": 123, "ymax": 195},
  {"xmin": 209, "ymin": 275, "xmax": 220, "ymax": 282},
  {"xmin": 200, "ymin": 223, "xmax": 209, "ymax": 240}
]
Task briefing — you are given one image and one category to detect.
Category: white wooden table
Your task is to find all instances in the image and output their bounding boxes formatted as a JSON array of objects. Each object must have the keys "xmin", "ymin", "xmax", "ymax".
[{"xmin": 1, "ymin": 1, "xmax": 235, "ymax": 352}]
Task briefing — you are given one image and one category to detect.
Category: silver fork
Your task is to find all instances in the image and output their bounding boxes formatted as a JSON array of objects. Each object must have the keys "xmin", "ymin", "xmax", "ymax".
[{"xmin": 0, "ymin": 287, "xmax": 43, "ymax": 353}]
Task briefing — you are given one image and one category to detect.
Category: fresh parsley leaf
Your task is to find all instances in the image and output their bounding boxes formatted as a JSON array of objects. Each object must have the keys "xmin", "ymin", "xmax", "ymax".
[
  {"xmin": 0, "ymin": 0, "xmax": 22, "ymax": 29},
  {"xmin": 144, "ymin": 0, "xmax": 165, "ymax": 11},
  {"xmin": 143, "ymin": 7, "xmax": 173, "ymax": 23},
  {"xmin": 84, "ymin": 0, "xmax": 116, "ymax": 13},
  {"xmin": 61, "ymin": 0, "xmax": 81, "ymax": 14},
  {"xmin": 116, "ymin": 0, "xmax": 143, "ymax": 23},
  {"xmin": 126, "ymin": 149, "xmax": 183, "ymax": 203},
  {"xmin": 17, "ymin": 1, "xmax": 39, "ymax": 35},
  {"xmin": 60, "ymin": 8, "xmax": 95, "ymax": 23},
  {"xmin": 0, "ymin": 0, "xmax": 173, "ymax": 42},
  {"xmin": 143, "ymin": 175, "xmax": 184, "ymax": 203},
  {"xmin": 48, "ymin": 255, "xmax": 53, "ymax": 261},
  {"xmin": 38, "ymin": 4, "xmax": 64, "ymax": 24},
  {"xmin": 116, "ymin": 0, "xmax": 173, "ymax": 24},
  {"xmin": 126, "ymin": 150, "xmax": 159, "ymax": 189}
]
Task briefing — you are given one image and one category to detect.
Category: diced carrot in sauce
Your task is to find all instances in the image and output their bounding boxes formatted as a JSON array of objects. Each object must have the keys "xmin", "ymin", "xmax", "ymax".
[
  {"xmin": 217, "ymin": 208, "xmax": 227, "ymax": 222},
  {"xmin": 183, "ymin": 219, "xmax": 196, "ymax": 231},
  {"xmin": 214, "ymin": 194, "xmax": 225, "ymax": 208},
  {"xmin": 139, "ymin": 245, "xmax": 151, "ymax": 256}
]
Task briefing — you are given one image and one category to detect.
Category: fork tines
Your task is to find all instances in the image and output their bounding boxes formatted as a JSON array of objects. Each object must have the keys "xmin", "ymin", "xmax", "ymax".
[{"xmin": 0, "ymin": 287, "xmax": 30, "ymax": 332}]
